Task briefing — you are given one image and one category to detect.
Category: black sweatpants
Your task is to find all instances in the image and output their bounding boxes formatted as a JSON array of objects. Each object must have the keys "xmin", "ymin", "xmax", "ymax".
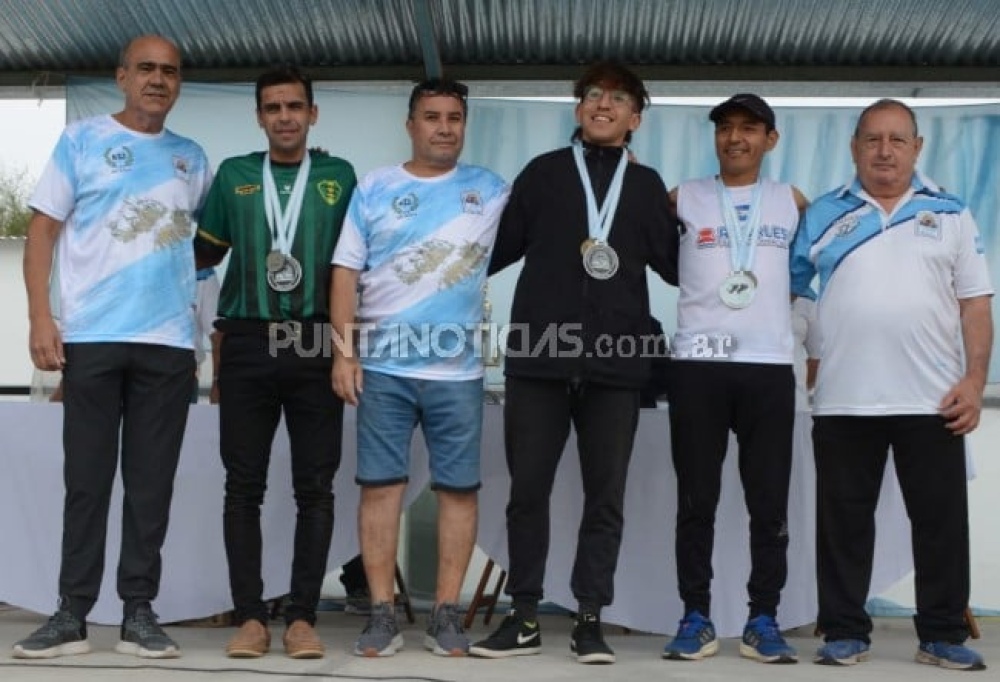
[
  {"xmin": 503, "ymin": 376, "xmax": 640, "ymax": 610},
  {"xmin": 813, "ymin": 415, "xmax": 971, "ymax": 644},
  {"xmin": 60, "ymin": 342, "xmax": 194, "ymax": 620},
  {"xmin": 668, "ymin": 361, "xmax": 795, "ymax": 619}
]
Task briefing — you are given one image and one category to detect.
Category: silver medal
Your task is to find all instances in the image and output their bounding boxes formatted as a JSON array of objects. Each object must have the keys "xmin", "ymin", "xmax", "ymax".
[
  {"xmin": 265, "ymin": 250, "xmax": 286, "ymax": 273},
  {"xmin": 582, "ymin": 241, "xmax": 620, "ymax": 280},
  {"xmin": 719, "ymin": 271, "xmax": 758, "ymax": 309},
  {"xmin": 267, "ymin": 254, "xmax": 303, "ymax": 292}
]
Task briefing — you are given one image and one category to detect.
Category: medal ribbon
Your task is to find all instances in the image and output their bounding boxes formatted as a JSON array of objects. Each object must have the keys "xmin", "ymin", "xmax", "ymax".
[
  {"xmin": 571, "ymin": 141, "xmax": 628, "ymax": 244},
  {"xmin": 263, "ymin": 152, "xmax": 312, "ymax": 257},
  {"xmin": 715, "ymin": 177, "xmax": 763, "ymax": 274}
]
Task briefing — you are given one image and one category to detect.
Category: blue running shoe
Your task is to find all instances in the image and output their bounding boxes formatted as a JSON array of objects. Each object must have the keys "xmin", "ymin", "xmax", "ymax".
[
  {"xmin": 739, "ymin": 614, "xmax": 798, "ymax": 663},
  {"xmin": 916, "ymin": 641, "xmax": 986, "ymax": 671},
  {"xmin": 662, "ymin": 611, "xmax": 718, "ymax": 661},
  {"xmin": 814, "ymin": 639, "xmax": 870, "ymax": 665}
]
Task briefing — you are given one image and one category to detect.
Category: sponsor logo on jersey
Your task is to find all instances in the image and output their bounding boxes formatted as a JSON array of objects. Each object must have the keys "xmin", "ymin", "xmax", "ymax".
[
  {"xmin": 461, "ymin": 190, "xmax": 483, "ymax": 214},
  {"xmin": 696, "ymin": 227, "xmax": 716, "ymax": 248},
  {"xmin": 696, "ymin": 225, "xmax": 788, "ymax": 248},
  {"xmin": 104, "ymin": 145, "xmax": 134, "ymax": 173},
  {"xmin": 757, "ymin": 224, "xmax": 791, "ymax": 248},
  {"xmin": 392, "ymin": 192, "xmax": 419, "ymax": 218},
  {"xmin": 317, "ymin": 179, "xmax": 342, "ymax": 206},
  {"xmin": 235, "ymin": 184, "xmax": 261, "ymax": 196}
]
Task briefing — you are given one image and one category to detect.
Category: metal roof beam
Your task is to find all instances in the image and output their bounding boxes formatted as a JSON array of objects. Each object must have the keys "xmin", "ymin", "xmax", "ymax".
[{"xmin": 412, "ymin": 0, "xmax": 442, "ymax": 80}]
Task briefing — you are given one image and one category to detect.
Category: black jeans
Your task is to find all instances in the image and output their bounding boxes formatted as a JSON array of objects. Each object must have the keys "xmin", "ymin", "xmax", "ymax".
[
  {"xmin": 503, "ymin": 376, "xmax": 640, "ymax": 610},
  {"xmin": 60, "ymin": 342, "xmax": 194, "ymax": 620},
  {"xmin": 218, "ymin": 329, "xmax": 343, "ymax": 626},
  {"xmin": 668, "ymin": 361, "xmax": 795, "ymax": 619},
  {"xmin": 813, "ymin": 415, "xmax": 971, "ymax": 644}
]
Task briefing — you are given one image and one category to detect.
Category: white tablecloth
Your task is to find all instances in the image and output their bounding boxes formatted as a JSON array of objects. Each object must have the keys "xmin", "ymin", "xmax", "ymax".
[
  {"xmin": 0, "ymin": 403, "xmax": 431, "ymax": 625},
  {"xmin": 0, "ymin": 403, "xmax": 913, "ymax": 636}
]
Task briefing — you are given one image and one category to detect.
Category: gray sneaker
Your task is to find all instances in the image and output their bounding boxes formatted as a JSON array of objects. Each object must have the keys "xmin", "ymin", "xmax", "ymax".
[
  {"xmin": 354, "ymin": 601, "xmax": 404, "ymax": 657},
  {"xmin": 115, "ymin": 604, "xmax": 180, "ymax": 658},
  {"xmin": 12, "ymin": 610, "xmax": 90, "ymax": 659},
  {"xmin": 424, "ymin": 603, "xmax": 469, "ymax": 657}
]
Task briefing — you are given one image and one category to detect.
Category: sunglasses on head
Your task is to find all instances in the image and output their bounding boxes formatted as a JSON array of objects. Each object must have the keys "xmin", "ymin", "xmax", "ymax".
[{"xmin": 413, "ymin": 78, "xmax": 469, "ymax": 99}]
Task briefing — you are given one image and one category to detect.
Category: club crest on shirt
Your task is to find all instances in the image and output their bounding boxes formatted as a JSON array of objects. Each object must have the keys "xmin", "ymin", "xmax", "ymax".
[
  {"xmin": 915, "ymin": 211, "xmax": 941, "ymax": 240},
  {"xmin": 172, "ymin": 155, "xmax": 190, "ymax": 181},
  {"xmin": 392, "ymin": 193, "xmax": 419, "ymax": 218},
  {"xmin": 317, "ymin": 179, "xmax": 342, "ymax": 206},
  {"xmin": 833, "ymin": 214, "xmax": 859, "ymax": 237},
  {"xmin": 461, "ymin": 190, "xmax": 483, "ymax": 215},
  {"xmin": 104, "ymin": 145, "xmax": 134, "ymax": 173}
]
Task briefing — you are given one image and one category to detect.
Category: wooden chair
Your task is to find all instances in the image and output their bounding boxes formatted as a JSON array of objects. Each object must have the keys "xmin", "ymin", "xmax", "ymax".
[
  {"xmin": 394, "ymin": 563, "xmax": 416, "ymax": 624},
  {"xmin": 463, "ymin": 559, "xmax": 507, "ymax": 629}
]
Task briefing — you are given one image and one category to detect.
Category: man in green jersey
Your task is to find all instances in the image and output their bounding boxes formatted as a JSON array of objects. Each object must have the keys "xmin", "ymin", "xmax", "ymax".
[{"xmin": 194, "ymin": 66, "xmax": 357, "ymax": 660}]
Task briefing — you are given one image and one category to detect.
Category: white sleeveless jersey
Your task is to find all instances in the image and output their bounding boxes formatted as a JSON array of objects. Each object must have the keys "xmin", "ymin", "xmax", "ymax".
[
  {"xmin": 30, "ymin": 115, "xmax": 212, "ymax": 349},
  {"xmin": 673, "ymin": 176, "xmax": 799, "ymax": 364}
]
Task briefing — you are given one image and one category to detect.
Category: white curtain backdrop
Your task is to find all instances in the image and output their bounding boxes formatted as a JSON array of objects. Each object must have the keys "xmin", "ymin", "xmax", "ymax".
[{"xmin": 68, "ymin": 78, "xmax": 1000, "ymax": 381}]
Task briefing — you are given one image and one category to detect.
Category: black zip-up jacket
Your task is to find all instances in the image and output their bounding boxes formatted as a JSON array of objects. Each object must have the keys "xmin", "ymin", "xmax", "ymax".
[{"xmin": 489, "ymin": 142, "xmax": 679, "ymax": 388}]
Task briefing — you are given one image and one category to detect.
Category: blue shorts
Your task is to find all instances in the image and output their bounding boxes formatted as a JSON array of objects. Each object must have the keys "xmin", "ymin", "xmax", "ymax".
[{"xmin": 356, "ymin": 370, "xmax": 483, "ymax": 492}]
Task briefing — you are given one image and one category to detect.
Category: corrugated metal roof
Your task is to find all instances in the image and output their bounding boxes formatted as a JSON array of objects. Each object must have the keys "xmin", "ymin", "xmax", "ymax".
[{"xmin": 0, "ymin": 0, "xmax": 998, "ymax": 85}]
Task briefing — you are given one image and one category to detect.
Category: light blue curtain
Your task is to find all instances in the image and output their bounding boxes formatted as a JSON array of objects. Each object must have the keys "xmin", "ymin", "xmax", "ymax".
[{"xmin": 69, "ymin": 79, "xmax": 1000, "ymax": 381}]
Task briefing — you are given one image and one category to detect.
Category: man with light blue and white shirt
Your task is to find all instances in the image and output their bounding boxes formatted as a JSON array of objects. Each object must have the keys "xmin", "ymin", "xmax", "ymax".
[
  {"xmin": 15, "ymin": 35, "xmax": 211, "ymax": 661},
  {"xmin": 791, "ymin": 99, "xmax": 992, "ymax": 671},
  {"xmin": 331, "ymin": 77, "xmax": 509, "ymax": 658}
]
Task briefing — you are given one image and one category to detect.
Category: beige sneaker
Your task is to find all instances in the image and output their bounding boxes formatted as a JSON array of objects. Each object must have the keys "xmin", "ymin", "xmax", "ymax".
[
  {"xmin": 283, "ymin": 620, "xmax": 325, "ymax": 659},
  {"xmin": 225, "ymin": 619, "xmax": 270, "ymax": 658}
]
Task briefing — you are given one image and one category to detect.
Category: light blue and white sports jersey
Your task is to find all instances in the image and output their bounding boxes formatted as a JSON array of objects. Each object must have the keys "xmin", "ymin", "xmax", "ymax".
[
  {"xmin": 790, "ymin": 174, "xmax": 993, "ymax": 415},
  {"xmin": 332, "ymin": 163, "xmax": 510, "ymax": 380},
  {"xmin": 31, "ymin": 115, "xmax": 212, "ymax": 349}
]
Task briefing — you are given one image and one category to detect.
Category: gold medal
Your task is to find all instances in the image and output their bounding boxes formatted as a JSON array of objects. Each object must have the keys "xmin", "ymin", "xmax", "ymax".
[{"xmin": 580, "ymin": 238, "xmax": 597, "ymax": 256}]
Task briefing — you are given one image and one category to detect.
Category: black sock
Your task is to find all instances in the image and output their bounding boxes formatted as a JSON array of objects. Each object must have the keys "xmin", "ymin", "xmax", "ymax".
[{"xmin": 512, "ymin": 599, "xmax": 538, "ymax": 622}]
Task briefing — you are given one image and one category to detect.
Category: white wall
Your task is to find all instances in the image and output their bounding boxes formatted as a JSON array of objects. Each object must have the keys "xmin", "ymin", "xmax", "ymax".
[{"xmin": 0, "ymin": 239, "xmax": 32, "ymax": 389}]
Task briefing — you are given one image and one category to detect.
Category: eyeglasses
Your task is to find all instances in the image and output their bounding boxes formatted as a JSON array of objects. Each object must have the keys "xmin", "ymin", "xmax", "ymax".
[
  {"xmin": 582, "ymin": 85, "xmax": 633, "ymax": 107},
  {"xmin": 412, "ymin": 78, "xmax": 469, "ymax": 100}
]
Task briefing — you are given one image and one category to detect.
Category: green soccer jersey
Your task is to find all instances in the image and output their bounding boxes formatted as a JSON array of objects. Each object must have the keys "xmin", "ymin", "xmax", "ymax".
[{"xmin": 198, "ymin": 150, "xmax": 356, "ymax": 321}]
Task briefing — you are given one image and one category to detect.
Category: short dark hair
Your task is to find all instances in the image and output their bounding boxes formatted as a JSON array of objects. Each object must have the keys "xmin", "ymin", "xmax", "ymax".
[
  {"xmin": 854, "ymin": 98, "xmax": 919, "ymax": 138},
  {"xmin": 408, "ymin": 77, "xmax": 469, "ymax": 119},
  {"xmin": 571, "ymin": 61, "xmax": 649, "ymax": 145},
  {"xmin": 255, "ymin": 65, "xmax": 314, "ymax": 110},
  {"xmin": 573, "ymin": 61, "xmax": 650, "ymax": 112}
]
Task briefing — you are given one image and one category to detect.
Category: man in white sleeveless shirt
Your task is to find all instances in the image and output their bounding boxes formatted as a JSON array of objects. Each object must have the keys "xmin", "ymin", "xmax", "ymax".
[{"xmin": 663, "ymin": 94, "xmax": 808, "ymax": 664}]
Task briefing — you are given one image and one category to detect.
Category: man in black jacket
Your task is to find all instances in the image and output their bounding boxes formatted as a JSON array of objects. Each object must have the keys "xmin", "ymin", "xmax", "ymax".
[{"xmin": 469, "ymin": 62, "xmax": 678, "ymax": 665}]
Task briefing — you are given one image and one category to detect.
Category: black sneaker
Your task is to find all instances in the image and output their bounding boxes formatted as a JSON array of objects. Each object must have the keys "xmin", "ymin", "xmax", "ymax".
[
  {"xmin": 115, "ymin": 604, "xmax": 180, "ymax": 658},
  {"xmin": 12, "ymin": 610, "xmax": 90, "ymax": 659},
  {"xmin": 469, "ymin": 611, "xmax": 541, "ymax": 658},
  {"xmin": 570, "ymin": 613, "xmax": 615, "ymax": 664}
]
